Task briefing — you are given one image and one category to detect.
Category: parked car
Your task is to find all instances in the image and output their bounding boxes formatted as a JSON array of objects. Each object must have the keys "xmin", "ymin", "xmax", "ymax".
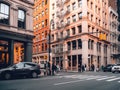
[
  {"xmin": 103, "ymin": 64, "xmax": 115, "ymax": 72},
  {"xmin": 0, "ymin": 62, "xmax": 41, "ymax": 80},
  {"xmin": 112, "ymin": 64, "xmax": 120, "ymax": 73}
]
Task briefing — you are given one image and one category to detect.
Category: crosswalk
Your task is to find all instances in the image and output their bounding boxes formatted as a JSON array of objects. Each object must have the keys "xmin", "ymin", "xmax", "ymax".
[{"xmin": 59, "ymin": 74, "xmax": 120, "ymax": 83}]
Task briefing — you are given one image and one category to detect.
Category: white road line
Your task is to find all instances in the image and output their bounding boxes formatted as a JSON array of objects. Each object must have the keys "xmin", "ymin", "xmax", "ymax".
[
  {"xmin": 118, "ymin": 81, "xmax": 120, "ymax": 83},
  {"xmin": 96, "ymin": 76, "xmax": 116, "ymax": 81},
  {"xmin": 86, "ymin": 76, "xmax": 103, "ymax": 80},
  {"xmin": 54, "ymin": 79, "xmax": 86, "ymax": 86},
  {"xmin": 106, "ymin": 77, "xmax": 120, "ymax": 82}
]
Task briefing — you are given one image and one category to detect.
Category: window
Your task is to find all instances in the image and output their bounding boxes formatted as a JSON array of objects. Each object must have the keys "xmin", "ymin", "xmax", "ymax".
[
  {"xmin": 90, "ymin": 2, "xmax": 93, "ymax": 9},
  {"xmin": 91, "ymin": 40, "xmax": 94, "ymax": 50},
  {"xmin": 72, "ymin": 15, "xmax": 76, "ymax": 22},
  {"xmin": 67, "ymin": 42, "xmax": 71, "ymax": 50},
  {"xmin": 78, "ymin": 39, "xmax": 82, "ymax": 49},
  {"xmin": 72, "ymin": 27, "xmax": 75, "ymax": 35},
  {"xmin": 45, "ymin": 9, "xmax": 48, "ymax": 15},
  {"xmin": 78, "ymin": 25, "xmax": 82, "ymax": 33},
  {"xmin": 60, "ymin": 32, "xmax": 63, "ymax": 38},
  {"xmin": 78, "ymin": 0, "xmax": 82, "ymax": 7},
  {"xmin": 42, "ymin": 1, "xmax": 44, "ymax": 7},
  {"xmin": 78, "ymin": 12, "xmax": 82, "ymax": 19},
  {"xmin": 42, "ymin": 21, "xmax": 44, "ymax": 27},
  {"xmin": 72, "ymin": 2, "xmax": 76, "ymax": 10},
  {"xmin": 52, "ymin": 3, "xmax": 55, "ymax": 10},
  {"xmin": 0, "ymin": 3, "xmax": 9, "ymax": 25},
  {"xmin": 72, "ymin": 55, "xmax": 76, "ymax": 66},
  {"xmin": 42, "ymin": 11, "xmax": 44, "ymax": 16},
  {"xmin": 15, "ymin": 62, "xmax": 24, "ymax": 68},
  {"xmin": 67, "ymin": 29, "xmax": 70, "ymax": 36},
  {"xmin": 67, "ymin": 5, "xmax": 70, "ymax": 11},
  {"xmin": 45, "ymin": 0, "xmax": 48, "ymax": 5},
  {"xmin": 67, "ymin": 17, "xmax": 70, "ymax": 24},
  {"xmin": 42, "ymin": 43, "xmax": 44, "ymax": 51},
  {"xmin": 88, "ymin": 39, "xmax": 91, "ymax": 49},
  {"xmin": 45, "ymin": 19, "xmax": 48, "ymax": 26},
  {"xmin": 72, "ymin": 40, "xmax": 76, "ymax": 50},
  {"xmin": 18, "ymin": 9, "xmax": 26, "ymax": 29}
]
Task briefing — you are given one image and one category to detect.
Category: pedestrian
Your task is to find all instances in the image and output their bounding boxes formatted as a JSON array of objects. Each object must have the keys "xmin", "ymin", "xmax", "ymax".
[
  {"xmin": 78, "ymin": 64, "xmax": 81, "ymax": 72},
  {"xmin": 84, "ymin": 64, "xmax": 87, "ymax": 71},
  {"xmin": 47, "ymin": 61, "xmax": 51, "ymax": 75},
  {"xmin": 91, "ymin": 64, "xmax": 95, "ymax": 71},
  {"xmin": 44, "ymin": 61, "xmax": 47, "ymax": 76},
  {"xmin": 81, "ymin": 64, "xmax": 85, "ymax": 72},
  {"xmin": 56, "ymin": 64, "xmax": 60, "ymax": 73},
  {"xmin": 52, "ymin": 63, "xmax": 57, "ymax": 75}
]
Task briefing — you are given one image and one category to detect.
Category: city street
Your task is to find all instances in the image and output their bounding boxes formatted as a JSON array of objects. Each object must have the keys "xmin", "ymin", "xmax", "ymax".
[{"xmin": 0, "ymin": 71, "xmax": 120, "ymax": 90}]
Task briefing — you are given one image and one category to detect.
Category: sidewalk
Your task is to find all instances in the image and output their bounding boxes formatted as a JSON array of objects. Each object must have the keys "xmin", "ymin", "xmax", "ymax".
[{"xmin": 38, "ymin": 70, "xmax": 104, "ymax": 77}]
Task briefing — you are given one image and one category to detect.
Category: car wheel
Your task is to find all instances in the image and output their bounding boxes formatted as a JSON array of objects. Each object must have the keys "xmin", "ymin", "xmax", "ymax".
[
  {"xmin": 4, "ymin": 73, "xmax": 11, "ymax": 80},
  {"xmin": 31, "ymin": 72, "xmax": 37, "ymax": 78}
]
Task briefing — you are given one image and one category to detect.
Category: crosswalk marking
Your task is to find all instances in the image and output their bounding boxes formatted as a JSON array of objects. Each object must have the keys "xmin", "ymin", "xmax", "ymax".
[
  {"xmin": 86, "ymin": 76, "xmax": 106, "ymax": 80},
  {"xmin": 60, "ymin": 74, "xmax": 120, "ymax": 83},
  {"xmin": 118, "ymin": 81, "xmax": 120, "ymax": 83},
  {"xmin": 96, "ymin": 76, "xmax": 116, "ymax": 81},
  {"xmin": 106, "ymin": 77, "xmax": 120, "ymax": 82}
]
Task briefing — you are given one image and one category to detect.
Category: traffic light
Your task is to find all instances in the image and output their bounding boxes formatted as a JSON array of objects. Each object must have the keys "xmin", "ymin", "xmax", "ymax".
[{"xmin": 99, "ymin": 33, "xmax": 106, "ymax": 40}]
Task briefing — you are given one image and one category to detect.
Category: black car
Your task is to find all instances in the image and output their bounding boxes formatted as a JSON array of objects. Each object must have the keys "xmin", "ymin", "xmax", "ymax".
[
  {"xmin": 103, "ymin": 64, "xmax": 115, "ymax": 72},
  {"xmin": 0, "ymin": 62, "xmax": 41, "ymax": 80}
]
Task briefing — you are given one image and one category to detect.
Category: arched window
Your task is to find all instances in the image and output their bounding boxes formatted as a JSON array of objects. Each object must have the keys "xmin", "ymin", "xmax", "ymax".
[
  {"xmin": 0, "ymin": 3, "xmax": 9, "ymax": 25},
  {"xmin": 18, "ymin": 9, "xmax": 26, "ymax": 29}
]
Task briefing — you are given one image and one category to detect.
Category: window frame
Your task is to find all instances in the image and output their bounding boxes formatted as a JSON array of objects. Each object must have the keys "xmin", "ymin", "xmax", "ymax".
[
  {"xmin": 0, "ymin": 2, "xmax": 10, "ymax": 25},
  {"xmin": 18, "ymin": 9, "xmax": 26, "ymax": 29}
]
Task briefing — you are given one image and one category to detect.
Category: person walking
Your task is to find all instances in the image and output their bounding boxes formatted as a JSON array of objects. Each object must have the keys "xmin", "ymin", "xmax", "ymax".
[
  {"xmin": 91, "ymin": 64, "xmax": 95, "ymax": 71},
  {"xmin": 81, "ymin": 64, "xmax": 85, "ymax": 72},
  {"xmin": 52, "ymin": 63, "xmax": 57, "ymax": 75},
  {"xmin": 47, "ymin": 61, "xmax": 51, "ymax": 75}
]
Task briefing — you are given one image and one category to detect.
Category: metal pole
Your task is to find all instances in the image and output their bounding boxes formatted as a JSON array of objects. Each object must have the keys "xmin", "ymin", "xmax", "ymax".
[{"xmin": 48, "ymin": 33, "xmax": 50, "ymax": 62}]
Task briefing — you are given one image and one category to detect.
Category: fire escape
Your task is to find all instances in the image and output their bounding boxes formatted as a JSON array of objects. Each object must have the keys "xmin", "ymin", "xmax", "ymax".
[
  {"xmin": 110, "ymin": 20, "xmax": 120, "ymax": 60},
  {"xmin": 51, "ymin": 0, "xmax": 70, "ymax": 69}
]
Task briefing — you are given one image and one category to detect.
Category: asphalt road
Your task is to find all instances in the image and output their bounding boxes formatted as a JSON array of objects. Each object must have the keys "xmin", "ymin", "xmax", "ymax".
[{"xmin": 0, "ymin": 71, "xmax": 120, "ymax": 90}]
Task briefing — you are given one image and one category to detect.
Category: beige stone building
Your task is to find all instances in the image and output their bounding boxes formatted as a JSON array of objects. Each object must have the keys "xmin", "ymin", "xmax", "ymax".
[
  {"xmin": 109, "ymin": 6, "xmax": 120, "ymax": 64},
  {"xmin": 0, "ymin": 0, "xmax": 34, "ymax": 68},
  {"xmin": 49, "ymin": 0, "xmax": 118, "ymax": 72}
]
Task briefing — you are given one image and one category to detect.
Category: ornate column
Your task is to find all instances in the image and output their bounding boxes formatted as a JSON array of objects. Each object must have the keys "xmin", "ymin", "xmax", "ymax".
[{"xmin": 8, "ymin": 40, "xmax": 14, "ymax": 65}]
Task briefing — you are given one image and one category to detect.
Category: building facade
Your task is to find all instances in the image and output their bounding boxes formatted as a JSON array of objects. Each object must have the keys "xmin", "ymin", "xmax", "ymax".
[
  {"xmin": 109, "ymin": 7, "xmax": 120, "ymax": 64},
  {"xmin": 32, "ymin": 0, "xmax": 50, "ymax": 64},
  {"xmin": 49, "ymin": 0, "xmax": 112, "ymax": 71},
  {"xmin": 0, "ymin": 0, "xmax": 34, "ymax": 68}
]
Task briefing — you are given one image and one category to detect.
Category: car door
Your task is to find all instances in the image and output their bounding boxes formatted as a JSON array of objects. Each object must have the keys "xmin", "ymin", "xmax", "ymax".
[
  {"xmin": 23, "ymin": 63, "xmax": 33, "ymax": 75},
  {"xmin": 13, "ymin": 62, "xmax": 25, "ymax": 77}
]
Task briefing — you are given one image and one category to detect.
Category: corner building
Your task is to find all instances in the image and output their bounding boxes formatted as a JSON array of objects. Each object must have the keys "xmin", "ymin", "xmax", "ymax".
[
  {"xmin": 0, "ymin": 0, "xmax": 34, "ymax": 68},
  {"xmin": 32, "ymin": 0, "xmax": 49, "ymax": 64},
  {"xmin": 50, "ymin": 0, "xmax": 111, "ymax": 71}
]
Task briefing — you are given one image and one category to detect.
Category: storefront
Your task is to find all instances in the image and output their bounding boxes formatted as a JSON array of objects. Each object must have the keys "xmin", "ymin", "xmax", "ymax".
[{"xmin": 0, "ymin": 30, "xmax": 33, "ymax": 68}]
